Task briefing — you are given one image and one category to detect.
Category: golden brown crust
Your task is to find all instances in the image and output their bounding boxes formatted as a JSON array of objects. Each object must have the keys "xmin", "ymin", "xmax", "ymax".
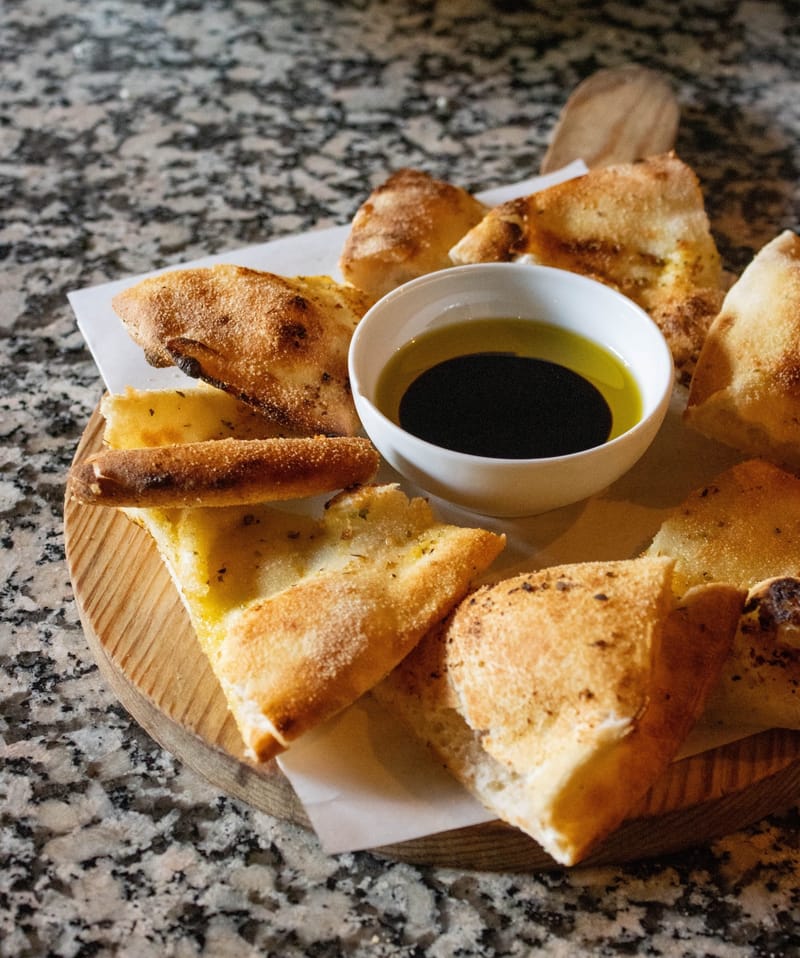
[
  {"xmin": 450, "ymin": 153, "xmax": 724, "ymax": 376},
  {"xmin": 684, "ymin": 231, "xmax": 800, "ymax": 467},
  {"xmin": 112, "ymin": 265, "xmax": 376, "ymax": 436},
  {"xmin": 66, "ymin": 436, "xmax": 380, "ymax": 507},
  {"xmin": 339, "ymin": 168, "xmax": 487, "ymax": 299},
  {"xmin": 538, "ymin": 580, "xmax": 740, "ymax": 864},
  {"xmin": 645, "ymin": 460, "xmax": 800, "ymax": 733},
  {"xmin": 650, "ymin": 286, "xmax": 726, "ymax": 384},
  {"xmin": 444, "ymin": 559, "xmax": 676, "ymax": 769}
]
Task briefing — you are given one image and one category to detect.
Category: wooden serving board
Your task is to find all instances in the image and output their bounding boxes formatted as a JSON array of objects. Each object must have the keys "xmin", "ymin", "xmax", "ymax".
[{"xmin": 65, "ymin": 405, "xmax": 800, "ymax": 871}]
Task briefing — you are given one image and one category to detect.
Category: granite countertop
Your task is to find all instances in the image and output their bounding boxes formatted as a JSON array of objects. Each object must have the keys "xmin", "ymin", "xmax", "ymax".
[{"xmin": 3, "ymin": 1, "xmax": 800, "ymax": 954}]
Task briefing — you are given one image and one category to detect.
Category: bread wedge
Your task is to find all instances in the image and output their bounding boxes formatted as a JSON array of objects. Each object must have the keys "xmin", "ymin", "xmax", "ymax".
[
  {"xmin": 99, "ymin": 384, "xmax": 294, "ymax": 448},
  {"xmin": 127, "ymin": 483, "xmax": 505, "ymax": 760},
  {"xmin": 377, "ymin": 557, "xmax": 741, "ymax": 865},
  {"xmin": 67, "ymin": 435, "xmax": 379, "ymax": 508},
  {"xmin": 70, "ymin": 385, "xmax": 379, "ymax": 507},
  {"xmin": 112, "ymin": 266, "xmax": 375, "ymax": 436},
  {"xmin": 339, "ymin": 168, "xmax": 487, "ymax": 299},
  {"xmin": 645, "ymin": 458, "xmax": 800, "ymax": 732},
  {"xmin": 645, "ymin": 458, "xmax": 800, "ymax": 596},
  {"xmin": 685, "ymin": 230, "xmax": 800, "ymax": 469}
]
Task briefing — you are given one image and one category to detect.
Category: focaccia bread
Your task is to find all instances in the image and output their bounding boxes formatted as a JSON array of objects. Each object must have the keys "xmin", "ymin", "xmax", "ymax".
[
  {"xmin": 645, "ymin": 458, "xmax": 800, "ymax": 596},
  {"xmin": 644, "ymin": 458, "xmax": 800, "ymax": 732},
  {"xmin": 128, "ymin": 483, "xmax": 505, "ymax": 760},
  {"xmin": 112, "ymin": 265, "xmax": 375, "ymax": 436},
  {"xmin": 699, "ymin": 576, "xmax": 800, "ymax": 730},
  {"xmin": 450, "ymin": 153, "xmax": 725, "ymax": 377},
  {"xmin": 67, "ymin": 435, "xmax": 379, "ymax": 508},
  {"xmin": 377, "ymin": 557, "xmax": 741, "ymax": 866},
  {"xmin": 684, "ymin": 231, "xmax": 800, "ymax": 470},
  {"xmin": 339, "ymin": 168, "xmax": 487, "ymax": 299}
]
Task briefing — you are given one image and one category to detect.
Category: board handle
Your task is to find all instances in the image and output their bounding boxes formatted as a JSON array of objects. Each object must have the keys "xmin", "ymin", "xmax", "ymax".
[{"xmin": 541, "ymin": 64, "xmax": 680, "ymax": 173}]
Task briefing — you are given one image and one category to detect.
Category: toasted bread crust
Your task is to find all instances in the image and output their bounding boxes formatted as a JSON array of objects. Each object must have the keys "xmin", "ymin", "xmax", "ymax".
[
  {"xmin": 444, "ymin": 559, "xmax": 677, "ymax": 768},
  {"xmin": 126, "ymin": 482, "xmax": 505, "ymax": 762},
  {"xmin": 112, "ymin": 265, "xmax": 375, "ymax": 436},
  {"xmin": 645, "ymin": 460, "xmax": 800, "ymax": 734},
  {"xmin": 216, "ymin": 484, "xmax": 505, "ymax": 759},
  {"xmin": 67, "ymin": 436, "xmax": 380, "ymax": 507}
]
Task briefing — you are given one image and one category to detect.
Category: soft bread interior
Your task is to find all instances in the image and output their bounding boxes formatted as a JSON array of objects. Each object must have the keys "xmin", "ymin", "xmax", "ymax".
[{"xmin": 100, "ymin": 384, "xmax": 294, "ymax": 448}]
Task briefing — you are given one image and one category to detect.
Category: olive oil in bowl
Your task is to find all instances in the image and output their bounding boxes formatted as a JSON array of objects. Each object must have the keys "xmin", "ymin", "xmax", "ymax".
[{"xmin": 375, "ymin": 318, "xmax": 642, "ymax": 460}]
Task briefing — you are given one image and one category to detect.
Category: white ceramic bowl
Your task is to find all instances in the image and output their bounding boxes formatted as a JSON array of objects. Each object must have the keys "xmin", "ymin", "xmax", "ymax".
[{"xmin": 348, "ymin": 263, "xmax": 673, "ymax": 517}]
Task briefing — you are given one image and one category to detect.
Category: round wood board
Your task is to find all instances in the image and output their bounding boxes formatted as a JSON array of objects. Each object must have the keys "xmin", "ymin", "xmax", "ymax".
[{"xmin": 64, "ymin": 405, "xmax": 800, "ymax": 871}]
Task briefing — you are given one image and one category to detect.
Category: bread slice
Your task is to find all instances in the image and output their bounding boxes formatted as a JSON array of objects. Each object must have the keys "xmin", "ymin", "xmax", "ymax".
[
  {"xmin": 645, "ymin": 458, "xmax": 800, "ymax": 596},
  {"xmin": 111, "ymin": 266, "xmax": 375, "ymax": 436},
  {"xmin": 449, "ymin": 153, "xmax": 724, "ymax": 378},
  {"xmin": 88, "ymin": 385, "xmax": 504, "ymax": 756},
  {"xmin": 67, "ymin": 435, "xmax": 379, "ymax": 508},
  {"xmin": 69, "ymin": 385, "xmax": 379, "ymax": 507},
  {"xmin": 127, "ymin": 483, "xmax": 505, "ymax": 760},
  {"xmin": 644, "ymin": 458, "xmax": 800, "ymax": 732},
  {"xmin": 684, "ymin": 231, "xmax": 800, "ymax": 470},
  {"xmin": 376, "ymin": 557, "xmax": 741, "ymax": 865},
  {"xmin": 339, "ymin": 168, "xmax": 487, "ymax": 299}
]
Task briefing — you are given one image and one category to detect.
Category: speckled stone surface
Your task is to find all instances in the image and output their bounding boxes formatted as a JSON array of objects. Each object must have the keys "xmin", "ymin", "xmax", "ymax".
[{"xmin": 3, "ymin": 1, "xmax": 800, "ymax": 955}]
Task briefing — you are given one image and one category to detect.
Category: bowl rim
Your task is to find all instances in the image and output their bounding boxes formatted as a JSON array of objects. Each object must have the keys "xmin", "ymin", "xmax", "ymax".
[{"xmin": 348, "ymin": 262, "xmax": 674, "ymax": 467}]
